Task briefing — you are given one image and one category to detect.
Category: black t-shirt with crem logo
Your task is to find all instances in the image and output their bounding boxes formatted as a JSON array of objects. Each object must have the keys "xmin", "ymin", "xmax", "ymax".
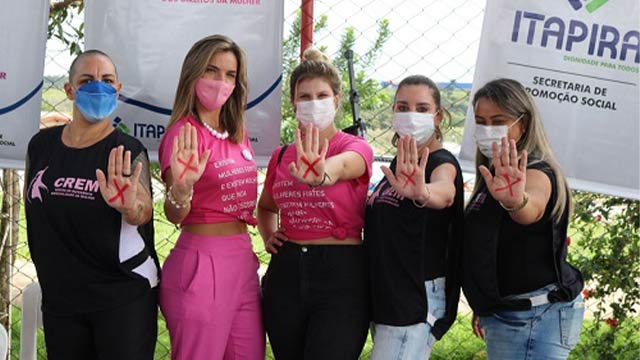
[{"xmin": 25, "ymin": 126, "xmax": 159, "ymax": 315}]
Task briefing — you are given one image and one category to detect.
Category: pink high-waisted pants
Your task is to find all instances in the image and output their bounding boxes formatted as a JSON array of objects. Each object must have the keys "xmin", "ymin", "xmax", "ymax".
[{"xmin": 159, "ymin": 231, "xmax": 265, "ymax": 360}]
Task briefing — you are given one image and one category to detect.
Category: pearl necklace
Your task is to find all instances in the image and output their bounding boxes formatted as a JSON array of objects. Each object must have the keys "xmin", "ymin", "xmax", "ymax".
[{"xmin": 202, "ymin": 122, "xmax": 229, "ymax": 140}]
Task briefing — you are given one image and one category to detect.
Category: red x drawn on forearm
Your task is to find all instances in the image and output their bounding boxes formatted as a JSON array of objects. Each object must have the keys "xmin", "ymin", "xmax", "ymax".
[
  {"xmin": 301, "ymin": 156, "xmax": 321, "ymax": 179},
  {"xmin": 108, "ymin": 178, "xmax": 129, "ymax": 205},
  {"xmin": 177, "ymin": 154, "xmax": 198, "ymax": 180},
  {"xmin": 495, "ymin": 174, "xmax": 522, "ymax": 197},
  {"xmin": 400, "ymin": 169, "xmax": 417, "ymax": 188}
]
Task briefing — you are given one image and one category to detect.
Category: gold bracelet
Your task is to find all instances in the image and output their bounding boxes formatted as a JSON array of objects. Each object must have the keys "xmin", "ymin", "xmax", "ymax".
[
  {"xmin": 167, "ymin": 185, "xmax": 193, "ymax": 209},
  {"xmin": 412, "ymin": 184, "xmax": 432, "ymax": 208},
  {"xmin": 499, "ymin": 192, "xmax": 529, "ymax": 212}
]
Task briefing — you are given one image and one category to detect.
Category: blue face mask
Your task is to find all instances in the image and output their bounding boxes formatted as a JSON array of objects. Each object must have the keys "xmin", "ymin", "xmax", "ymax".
[{"xmin": 74, "ymin": 81, "xmax": 118, "ymax": 123}]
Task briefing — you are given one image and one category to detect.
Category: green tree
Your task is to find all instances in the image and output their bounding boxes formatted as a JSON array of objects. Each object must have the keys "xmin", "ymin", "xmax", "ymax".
[
  {"xmin": 50, "ymin": 0, "xmax": 85, "ymax": 55},
  {"xmin": 568, "ymin": 192, "xmax": 640, "ymax": 360},
  {"xmin": 439, "ymin": 84, "xmax": 471, "ymax": 144}
]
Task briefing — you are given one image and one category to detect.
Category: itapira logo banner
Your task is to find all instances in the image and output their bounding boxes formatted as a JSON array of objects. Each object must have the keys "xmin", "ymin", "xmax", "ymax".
[
  {"xmin": 0, "ymin": 1, "xmax": 49, "ymax": 169},
  {"xmin": 84, "ymin": 0, "xmax": 284, "ymax": 165},
  {"xmin": 459, "ymin": 0, "xmax": 639, "ymax": 199}
]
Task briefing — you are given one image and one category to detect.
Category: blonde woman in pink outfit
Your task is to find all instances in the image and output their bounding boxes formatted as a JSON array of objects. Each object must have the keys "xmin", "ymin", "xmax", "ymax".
[
  {"xmin": 258, "ymin": 48, "xmax": 374, "ymax": 359},
  {"xmin": 158, "ymin": 35, "xmax": 264, "ymax": 360}
]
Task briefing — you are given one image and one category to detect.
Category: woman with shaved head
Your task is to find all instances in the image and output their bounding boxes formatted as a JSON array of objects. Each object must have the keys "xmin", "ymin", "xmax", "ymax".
[{"xmin": 24, "ymin": 49, "xmax": 159, "ymax": 360}]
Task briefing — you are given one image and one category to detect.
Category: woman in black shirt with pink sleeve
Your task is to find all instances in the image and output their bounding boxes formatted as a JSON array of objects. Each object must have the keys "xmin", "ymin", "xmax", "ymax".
[
  {"xmin": 365, "ymin": 75, "xmax": 464, "ymax": 359},
  {"xmin": 463, "ymin": 78, "xmax": 584, "ymax": 360},
  {"xmin": 24, "ymin": 50, "xmax": 159, "ymax": 360}
]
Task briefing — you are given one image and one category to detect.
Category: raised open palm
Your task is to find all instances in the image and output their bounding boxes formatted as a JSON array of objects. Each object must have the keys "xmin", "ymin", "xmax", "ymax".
[
  {"xmin": 96, "ymin": 145, "xmax": 142, "ymax": 213},
  {"xmin": 381, "ymin": 136, "xmax": 430, "ymax": 200},
  {"xmin": 288, "ymin": 123, "xmax": 328, "ymax": 186},
  {"xmin": 170, "ymin": 123, "xmax": 211, "ymax": 188},
  {"xmin": 478, "ymin": 137, "xmax": 528, "ymax": 207}
]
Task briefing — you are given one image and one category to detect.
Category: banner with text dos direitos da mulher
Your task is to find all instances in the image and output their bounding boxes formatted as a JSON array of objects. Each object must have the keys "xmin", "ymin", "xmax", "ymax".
[{"xmin": 85, "ymin": 0, "xmax": 284, "ymax": 165}]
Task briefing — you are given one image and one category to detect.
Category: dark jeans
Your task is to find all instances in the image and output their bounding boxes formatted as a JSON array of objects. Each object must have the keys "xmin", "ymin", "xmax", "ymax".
[
  {"xmin": 262, "ymin": 242, "xmax": 370, "ymax": 360},
  {"xmin": 42, "ymin": 288, "xmax": 158, "ymax": 360}
]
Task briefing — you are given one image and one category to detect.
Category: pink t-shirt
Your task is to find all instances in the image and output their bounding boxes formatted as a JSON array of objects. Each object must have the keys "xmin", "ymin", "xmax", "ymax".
[
  {"xmin": 159, "ymin": 115, "xmax": 258, "ymax": 226},
  {"xmin": 264, "ymin": 131, "xmax": 373, "ymax": 241}
]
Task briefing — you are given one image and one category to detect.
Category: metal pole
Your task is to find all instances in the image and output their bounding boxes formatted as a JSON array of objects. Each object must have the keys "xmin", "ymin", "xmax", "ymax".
[{"xmin": 300, "ymin": 0, "xmax": 314, "ymax": 58}]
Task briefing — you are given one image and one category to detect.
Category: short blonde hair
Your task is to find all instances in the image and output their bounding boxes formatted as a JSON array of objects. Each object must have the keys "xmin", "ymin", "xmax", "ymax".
[{"xmin": 289, "ymin": 48, "xmax": 341, "ymax": 99}]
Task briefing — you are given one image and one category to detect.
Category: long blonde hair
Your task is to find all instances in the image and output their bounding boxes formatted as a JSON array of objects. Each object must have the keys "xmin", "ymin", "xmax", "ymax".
[
  {"xmin": 471, "ymin": 78, "xmax": 571, "ymax": 223},
  {"xmin": 168, "ymin": 34, "xmax": 248, "ymax": 143}
]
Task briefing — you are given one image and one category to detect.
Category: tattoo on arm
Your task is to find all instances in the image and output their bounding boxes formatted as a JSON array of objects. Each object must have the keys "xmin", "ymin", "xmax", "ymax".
[
  {"xmin": 132, "ymin": 151, "xmax": 152, "ymax": 196},
  {"xmin": 128, "ymin": 152, "xmax": 152, "ymax": 224},
  {"xmin": 124, "ymin": 200, "xmax": 146, "ymax": 224}
]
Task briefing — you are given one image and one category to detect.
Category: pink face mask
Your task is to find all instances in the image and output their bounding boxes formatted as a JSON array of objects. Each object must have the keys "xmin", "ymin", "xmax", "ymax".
[{"xmin": 195, "ymin": 78, "xmax": 235, "ymax": 110}]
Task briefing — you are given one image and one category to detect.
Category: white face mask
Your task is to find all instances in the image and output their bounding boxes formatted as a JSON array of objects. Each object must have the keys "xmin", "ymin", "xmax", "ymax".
[
  {"xmin": 295, "ymin": 97, "xmax": 336, "ymax": 130},
  {"xmin": 392, "ymin": 112, "xmax": 435, "ymax": 145},
  {"xmin": 474, "ymin": 115, "xmax": 523, "ymax": 158}
]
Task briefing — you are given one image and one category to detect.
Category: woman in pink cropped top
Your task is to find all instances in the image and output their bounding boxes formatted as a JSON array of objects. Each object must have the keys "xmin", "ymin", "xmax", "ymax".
[
  {"xmin": 157, "ymin": 35, "xmax": 264, "ymax": 360},
  {"xmin": 258, "ymin": 48, "xmax": 374, "ymax": 359}
]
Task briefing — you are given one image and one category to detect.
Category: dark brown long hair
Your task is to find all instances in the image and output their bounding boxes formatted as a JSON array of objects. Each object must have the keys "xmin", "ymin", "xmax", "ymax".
[
  {"xmin": 391, "ymin": 75, "xmax": 451, "ymax": 147},
  {"xmin": 289, "ymin": 48, "xmax": 341, "ymax": 99}
]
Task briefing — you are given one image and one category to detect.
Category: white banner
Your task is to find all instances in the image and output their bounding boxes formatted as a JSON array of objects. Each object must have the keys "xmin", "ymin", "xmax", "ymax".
[
  {"xmin": 460, "ymin": 0, "xmax": 640, "ymax": 199},
  {"xmin": 84, "ymin": 0, "xmax": 284, "ymax": 165},
  {"xmin": 0, "ymin": 1, "xmax": 49, "ymax": 169}
]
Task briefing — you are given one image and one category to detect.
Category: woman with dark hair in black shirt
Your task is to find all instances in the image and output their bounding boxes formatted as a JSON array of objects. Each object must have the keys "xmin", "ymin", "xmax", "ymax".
[
  {"xmin": 365, "ymin": 75, "xmax": 464, "ymax": 359},
  {"xmin": 464, "ymin": 78, "xmax": 583, "ymax": 360},
  {"xmin": 24, "ymin": 50, "xmax": 159, "ymax": 360}
]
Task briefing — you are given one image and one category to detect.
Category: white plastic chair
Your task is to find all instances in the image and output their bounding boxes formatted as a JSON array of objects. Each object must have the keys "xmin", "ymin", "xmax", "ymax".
[
  {"xmin": 20, "ymin": 283, "xmax": 42, "ymax": 360},
  {"xmin": 0, "ymin": 323, "xmax": 8, "ymax": 360}
]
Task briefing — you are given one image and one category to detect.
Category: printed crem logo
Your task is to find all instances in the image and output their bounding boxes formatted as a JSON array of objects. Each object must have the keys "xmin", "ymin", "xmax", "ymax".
[
  {"xmin": 28, "ymin": 167, "xmax": 49, "ymax": 203},
  {"xmin": 568, "ymin": 0, "xmax": 609, "ymax": 13}
]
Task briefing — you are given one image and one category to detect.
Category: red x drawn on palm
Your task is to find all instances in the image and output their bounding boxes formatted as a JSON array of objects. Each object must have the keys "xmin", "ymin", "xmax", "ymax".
[
  {"xmin": 301, "ymin": 156, "xmax": 321, "ymax": 179},
  {"xmin": 495, "ymin": 174, "xmax": 522, "ymax": 197},
  {"xmin": 178, "ymin": 154, "xmax": 199, "ymax": 180},
  {"xmin": 400, "ymin": 169, "xmax": 417, "ymax": 188},
  {"xmin": 108, "ymin": 179, "xmax": 129, "ymax": 206}
]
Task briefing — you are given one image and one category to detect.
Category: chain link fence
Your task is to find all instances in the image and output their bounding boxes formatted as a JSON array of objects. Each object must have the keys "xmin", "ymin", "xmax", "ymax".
[{"xmin": 1, "ymin": 1, "xmax": 636, "ymax": 359}]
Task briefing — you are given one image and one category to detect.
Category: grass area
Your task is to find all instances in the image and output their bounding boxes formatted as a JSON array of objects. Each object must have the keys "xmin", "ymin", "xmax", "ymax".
[
  {"xmin": 7, "ymin": 304, "xmax": 478, "ymax": 359},
  {"xmin": 41, "ymin": 87, "xmax": 72, "ymax": 114},
  {"xmin": 11, "ymin": 304, "xmax": 638, "ymax": 359},
  {"xmin": 6, "ymin": 181, "xmax": 634, "ymax": 359}
]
